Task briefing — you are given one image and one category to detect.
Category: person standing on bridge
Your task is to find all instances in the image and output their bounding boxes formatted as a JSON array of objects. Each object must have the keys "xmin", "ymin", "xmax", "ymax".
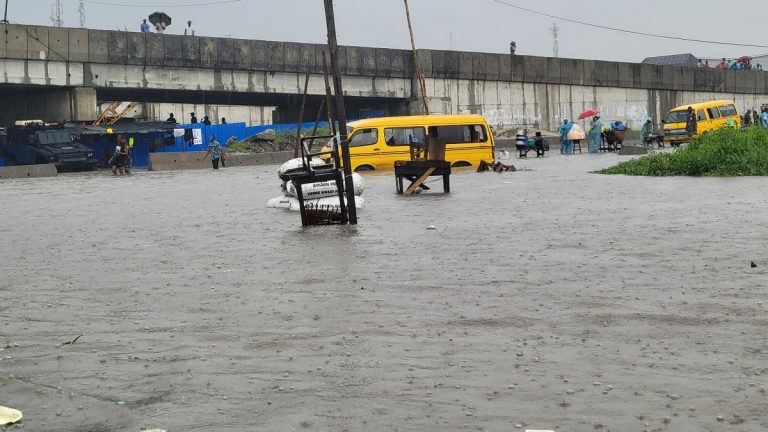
[
  {"xmin": 185, "ymin": 21, "xmax": 195, "ymax": 36},
  {"xmin": 140, "ymin": 19, "xmax": 150, "ymax": 33}
]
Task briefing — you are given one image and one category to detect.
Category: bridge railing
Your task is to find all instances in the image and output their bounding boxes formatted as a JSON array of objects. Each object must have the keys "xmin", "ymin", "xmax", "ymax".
[{"xmin": 1, "ymin": 23, "xmax": 767, "ymax": 95}]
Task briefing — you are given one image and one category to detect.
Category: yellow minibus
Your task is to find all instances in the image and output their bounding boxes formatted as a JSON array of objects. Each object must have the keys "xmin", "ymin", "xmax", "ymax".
[
  {"xmin": 663, "ymin": 100, "xmax": 740, "ymax": 146},
  {"xmin": 323, "ymin": 114, "xmax": 495, "ymax": 171}
]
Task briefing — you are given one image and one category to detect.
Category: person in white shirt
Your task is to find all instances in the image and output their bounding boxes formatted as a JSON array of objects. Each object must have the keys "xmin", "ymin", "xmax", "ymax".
[{"xmin": 184, "ymin": 21, "xmax": 195, "ymax": 36}]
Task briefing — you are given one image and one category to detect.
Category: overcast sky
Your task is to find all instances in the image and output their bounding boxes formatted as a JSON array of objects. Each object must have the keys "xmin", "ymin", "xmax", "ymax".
[{"xmin": 10, "ymin": 0, "xmax": 768, "ymax": 62}]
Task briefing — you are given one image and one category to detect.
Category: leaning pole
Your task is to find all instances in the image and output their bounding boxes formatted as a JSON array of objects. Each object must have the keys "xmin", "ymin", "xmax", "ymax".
[{"xmin": 322, "ymin": 0, "xmax": 358, "ymax": 225}]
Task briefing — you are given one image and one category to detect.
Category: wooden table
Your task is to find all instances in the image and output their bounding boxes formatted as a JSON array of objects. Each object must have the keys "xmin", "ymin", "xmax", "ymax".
[{"xmin": 394, "ymin": 160, "xmax": 451, "ymax": 195}]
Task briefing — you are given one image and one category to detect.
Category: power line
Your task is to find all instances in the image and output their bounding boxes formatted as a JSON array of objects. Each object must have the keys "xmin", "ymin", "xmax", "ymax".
[
  {"xmin": 84, "ymin": 0, "xmax": 240, "ymax": 7},
  {"xmin": 491, "ymin": 0, "xmax": 768, "ymax": 49}
]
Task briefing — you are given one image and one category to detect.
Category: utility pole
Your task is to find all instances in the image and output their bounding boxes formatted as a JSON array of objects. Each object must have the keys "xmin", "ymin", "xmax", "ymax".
[
  {"xmin": 79, "ymin": 0, "xmax": 86, "ymax": 28},
  {"xmin": 50, "ymin": 0, "xmax": 63, "ymax": 27},
  {"xmin": 549, "ymin": 22, "xmax": 559, "ymax": 58},
  {"xmin": 323, "ymin": 0, "xmax": 357, "ymax": 225},
  {"xmin": 2, "ymin": 0, "xmax": 9, "ymax": 23}
]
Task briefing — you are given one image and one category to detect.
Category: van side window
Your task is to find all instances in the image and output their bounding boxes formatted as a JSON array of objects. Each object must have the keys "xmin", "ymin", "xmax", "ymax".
[
  {"xmin": 707, "ymin": 107, "xmax": 721, "ymax": 119},
  {"xmin": 721, "ymin": 105, "xmax": 737, "ymax": 117},
  {"xmin": 697, "ymin": 110, "xmax": 707, "ymax": 121},
  {"xmin": 428, "ymin": 125, "xmax": 488, "ymax": 143},
  {"xmin": 348, "ymin": 128, "xmax": 378, "ymax": 147},
  {"xmin": 383, "ymin": 127, "xmax": 426, "ymax": 146}
]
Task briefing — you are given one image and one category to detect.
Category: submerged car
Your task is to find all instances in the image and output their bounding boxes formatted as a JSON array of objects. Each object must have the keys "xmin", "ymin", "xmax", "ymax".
[{"xmin": 1, "ymin": 121, "xmax": 97, "ymax": 171}]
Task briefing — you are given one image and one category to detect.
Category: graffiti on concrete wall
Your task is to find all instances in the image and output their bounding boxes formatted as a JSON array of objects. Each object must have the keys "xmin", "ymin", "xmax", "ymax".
[
  {"xmin": 473, "ymin": 106, "xmax": 647, "ymax": 131},
  {"xmin": 470, "ymin": 108, "xmax": 543, "ymax": 129},
  {"xmin": 596, "ymin": 104, "xmax": 650, "ymax": 129}
]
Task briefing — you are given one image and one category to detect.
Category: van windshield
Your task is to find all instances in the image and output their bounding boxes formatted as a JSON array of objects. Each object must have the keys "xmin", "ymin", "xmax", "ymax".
[
  {"xmin": 665, "ymin": 111, "xmax": 688, "ymax": 123},
  {"xmin": 38, "ymin": 131, "xmax": 72, "ymax": 145}
]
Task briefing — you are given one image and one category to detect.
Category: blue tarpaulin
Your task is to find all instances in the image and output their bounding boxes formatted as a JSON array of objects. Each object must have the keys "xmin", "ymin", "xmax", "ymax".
[
  {"xmin": 79, "ymin": 120, "xmax": 346, "ymax": 168},
  {"xmin": 157, "ymin": 122, "xmax": 249, "ymax": 153}
]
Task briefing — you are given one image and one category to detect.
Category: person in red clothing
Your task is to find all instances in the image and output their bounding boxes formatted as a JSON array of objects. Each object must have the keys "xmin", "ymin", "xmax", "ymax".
[{"xmin": 717, "ymin": 58, "xmax": 727, "ymax": 70}]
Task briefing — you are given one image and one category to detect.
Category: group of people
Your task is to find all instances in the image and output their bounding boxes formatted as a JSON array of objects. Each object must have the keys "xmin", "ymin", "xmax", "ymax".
[
  {"xmin": 165, "ymin": 113, "xmax": 228, "ymax": 125},
  {"xmin": 140, "ymin": 19, "xmax": 195, "ymax": 35},
  {"xmin": 557, "ymin": 117, "xmax": 628, "ymax": 154},
  {"xmin": 163, "ymin": 112, "xmax": 229, "ymax": 170},
  {"xmin": 697, "ymin": 58, "xmax": 763, "ymax": 71},
  {"xmin": 110, "ymin": 134, "xmax": 131, "ymax": 176},
  {"xmin": 743, "ymin": 108, "xmax": 768, "ymax": 128}
]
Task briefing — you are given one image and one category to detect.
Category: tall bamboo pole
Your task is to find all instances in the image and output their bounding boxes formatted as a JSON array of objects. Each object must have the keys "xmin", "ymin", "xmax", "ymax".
[
  {"xmin": 323, "ymin": 0, "xmax": 357, "ymax": 224},
  {"xmin": 321, "ymin": 52, "xmax": 337, "ymax": 136},
  {"xmin": 294, "ymin": 66, "xmax": 311, "ymax": 158},
  {"xmin": 404, "ymin": 0, "xmax": 429, "ymax": 115}
]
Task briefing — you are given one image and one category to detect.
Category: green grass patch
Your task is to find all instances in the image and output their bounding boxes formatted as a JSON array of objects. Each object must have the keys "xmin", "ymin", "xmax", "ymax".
[{"xmin": 596, "ymin": 127, "xmax": 768, "ymax": 176}]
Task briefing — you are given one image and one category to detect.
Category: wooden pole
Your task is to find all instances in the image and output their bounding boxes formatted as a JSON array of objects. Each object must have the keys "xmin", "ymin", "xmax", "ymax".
[
  {"xmin": 307, "ymin": 99, "xmax": 325, "ymax": 151},
  {"xmin": 403, "ymin": 0, "xmax": 429, "ymax": 115},
  {"xmin": 294, "ymin": 66, "xmax": 311, "ymax": 158},
  {"xmin": 321, "ymin": 52, "xmax": 337, "ymax": 136},
  {"xmin": 323, "ymin": 0, "xmax": 357, "ymax": 224}
]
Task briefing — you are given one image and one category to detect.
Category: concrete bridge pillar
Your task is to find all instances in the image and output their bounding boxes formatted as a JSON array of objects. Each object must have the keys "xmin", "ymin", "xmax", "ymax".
[
  {"xmin": 0, "ymin": 87, "xmax": 96, "ymax": 124},
  {"xmin": 69, "ymin": 87, "xmax": 97, "ymax": 121}
]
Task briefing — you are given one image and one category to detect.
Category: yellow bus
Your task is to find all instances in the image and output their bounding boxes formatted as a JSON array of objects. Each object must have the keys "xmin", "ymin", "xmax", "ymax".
[
  {"xmin": 663, "ymin": 100, "xmax": 740, "ymax": 146},
  {"xmin": 323, "ymin": 114, "xmax": 495, "ymax": 171}
]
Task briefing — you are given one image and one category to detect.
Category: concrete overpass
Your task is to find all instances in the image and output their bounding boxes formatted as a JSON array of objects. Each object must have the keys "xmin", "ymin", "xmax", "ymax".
[{"xmin": 2, "ymin": 23, "xmax": 768, "ymax": 129}]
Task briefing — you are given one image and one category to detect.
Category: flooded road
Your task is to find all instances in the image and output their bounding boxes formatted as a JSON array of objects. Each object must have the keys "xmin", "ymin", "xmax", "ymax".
[{"xmin": 1, "ymin": 152, "xmax": 767, "ymax": 432}]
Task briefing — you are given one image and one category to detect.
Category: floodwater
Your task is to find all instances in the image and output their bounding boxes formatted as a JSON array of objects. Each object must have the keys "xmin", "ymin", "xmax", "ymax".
[{"xmin": 0, "ymin": 152, "xmax": 766, "ymax": 432}]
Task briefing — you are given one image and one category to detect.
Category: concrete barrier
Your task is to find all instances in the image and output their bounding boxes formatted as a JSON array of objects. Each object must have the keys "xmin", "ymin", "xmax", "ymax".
[
  {"xmin": 0, "ymin": 164, "xmax": 57, "ymax": 179},
  {"xmin": 149, "ymin": 151, "xmax": 293, "ymax": 171},
  {"xmin": 223, "ymin": 152, "xmax": 294, "ymax": 167},
  {"xmin": 618, "ymin": 145, "xmax": 649, "ymax": 156}
]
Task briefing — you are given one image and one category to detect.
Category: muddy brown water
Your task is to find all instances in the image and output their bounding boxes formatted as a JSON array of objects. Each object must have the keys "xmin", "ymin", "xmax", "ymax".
[{"xmin": 0, "ymin": 152, "xmax": 766, "ymax": 432}]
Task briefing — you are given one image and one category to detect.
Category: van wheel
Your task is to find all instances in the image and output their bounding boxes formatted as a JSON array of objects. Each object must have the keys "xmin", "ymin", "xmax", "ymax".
[
  {"xmin": 355, "ymin": 165, "xmax": 374, "ymax": 172},
  {"xmin": 451, "ymin": 161, "xmax": 471, "ymax": 168}
]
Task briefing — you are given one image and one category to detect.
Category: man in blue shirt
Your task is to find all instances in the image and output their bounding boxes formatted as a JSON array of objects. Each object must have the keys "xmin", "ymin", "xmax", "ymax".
[
  {"xmin": 203, "ymin": 135, "xmax": 223, "ymax": 169},
  {"xmin": 140, "ymin": 19, "xmax": 150, "ymax": 33},
  {"xmin": 761, "ymin": 108, "xmax": 768, "ymax": 129}
]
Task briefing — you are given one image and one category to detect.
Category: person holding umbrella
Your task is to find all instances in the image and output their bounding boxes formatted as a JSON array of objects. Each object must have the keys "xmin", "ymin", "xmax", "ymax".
[
  {"xmin": 577, "ymin": 108, "xmax": 600, "ymax": 153},
  {"xmin": 148, "ymin": 12, "xmax": 171, "ymax": 34}
]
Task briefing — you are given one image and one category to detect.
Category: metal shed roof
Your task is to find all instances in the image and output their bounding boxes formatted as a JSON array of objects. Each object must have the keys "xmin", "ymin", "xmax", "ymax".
[{"xmin": 641, "ymin": 53, "xmax": 699, "ymax": 67}]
